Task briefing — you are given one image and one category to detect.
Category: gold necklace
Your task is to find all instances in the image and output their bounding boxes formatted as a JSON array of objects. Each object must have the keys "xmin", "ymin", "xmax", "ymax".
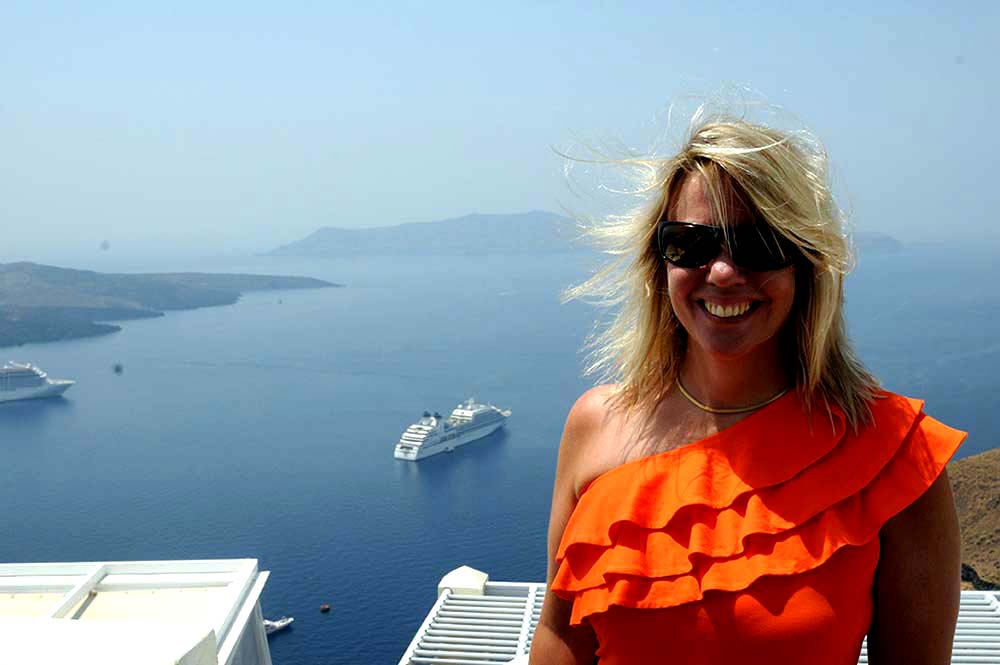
[{"xmin": 676, "ymin": 379, "xmax": 789, "ymax": 415}]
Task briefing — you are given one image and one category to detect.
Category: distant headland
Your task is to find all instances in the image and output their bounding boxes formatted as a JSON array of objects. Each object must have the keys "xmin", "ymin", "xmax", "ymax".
[
  {"xmin": 0, "ymin": 262, "xmax": 337, "ymax": 348},
  {"xmin": 267, "ymin": 211, "xmax": 902, "ymax": 257},
  {"xmin": 267, "ymin": 211, "xmax": 578, "ymax": 257}
]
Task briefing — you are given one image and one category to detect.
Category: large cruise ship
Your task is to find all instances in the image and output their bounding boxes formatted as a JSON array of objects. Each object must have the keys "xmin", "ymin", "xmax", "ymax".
[
  {"xmin": 394, "ymin": 399, "xmax": 511, "ymax": 461},
  {"xmin": 0, "ymin": 362, "xmax": 74, "ymax": 403}
]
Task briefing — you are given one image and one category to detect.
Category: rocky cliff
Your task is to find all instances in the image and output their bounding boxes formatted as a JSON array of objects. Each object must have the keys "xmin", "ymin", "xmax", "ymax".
[{"xmin": 949, "ymin": 448, "xmax": 1000, "ymax": 589}]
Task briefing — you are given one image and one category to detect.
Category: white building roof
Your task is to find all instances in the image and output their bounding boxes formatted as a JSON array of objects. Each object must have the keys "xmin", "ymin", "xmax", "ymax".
[
  {"xmin": 0, "ymin": 559, "xmax": 272, "ymax": 665},
  {"xmin": 399, "ymin": 567, "xmax": 1000, "ymax": 665}
]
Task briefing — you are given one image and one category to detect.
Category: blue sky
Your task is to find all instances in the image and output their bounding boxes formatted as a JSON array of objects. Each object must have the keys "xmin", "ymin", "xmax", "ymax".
[{"xmin": 1, "ymin": 2, "xmax": 997, "ymax": 262}]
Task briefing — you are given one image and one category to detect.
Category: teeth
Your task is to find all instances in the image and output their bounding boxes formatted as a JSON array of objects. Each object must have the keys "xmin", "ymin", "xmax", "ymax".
[{"xmin": 705, "ymin": 301, "xmax": 752, "ymax": 318}]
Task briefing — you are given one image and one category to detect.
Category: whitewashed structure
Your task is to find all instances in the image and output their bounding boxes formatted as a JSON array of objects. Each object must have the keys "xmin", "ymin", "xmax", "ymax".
[
  {"xmin": 399, "ymin": 566, "xmax": 1000, "ymax": 665},
  {"xmin": 398, "ymin": 567, "xmax": 541, "ymax": 665},
  {"xmin": 0, "ymin": 559, "xmax": 272, "ymax": 665}
]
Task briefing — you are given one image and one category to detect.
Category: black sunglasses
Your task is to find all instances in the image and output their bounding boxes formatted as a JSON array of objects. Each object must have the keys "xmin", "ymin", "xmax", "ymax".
[{"xmin": 656, "ymin": 221, "xmax": 800, "ymax": 272}]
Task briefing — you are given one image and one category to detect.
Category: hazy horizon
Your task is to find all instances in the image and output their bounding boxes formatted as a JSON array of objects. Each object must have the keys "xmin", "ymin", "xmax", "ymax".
[{"xmin": 2, "ymin": 2, "xmax": 998, "ymax": 266}]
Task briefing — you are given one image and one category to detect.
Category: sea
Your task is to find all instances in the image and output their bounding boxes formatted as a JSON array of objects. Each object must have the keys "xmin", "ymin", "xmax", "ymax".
[{"xmin": 1, "ymin": 246, "xmax": 997, "ymax": 664}]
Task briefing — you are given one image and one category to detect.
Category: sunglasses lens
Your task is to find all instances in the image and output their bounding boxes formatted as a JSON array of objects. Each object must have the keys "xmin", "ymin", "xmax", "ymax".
[
  {"xmin": 659, "ymin": 224, "xmax": 719, "ymax": 268},
  {"xmin": 659, "ymin": 222, "xmax": 799, "ymax": 271},
  {"xmin": 730, "ymin": 227, "xmax": 797, "ymax": 271}
]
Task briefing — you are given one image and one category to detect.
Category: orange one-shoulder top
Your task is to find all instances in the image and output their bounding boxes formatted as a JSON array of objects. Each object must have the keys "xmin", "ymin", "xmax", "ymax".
[{"xmin": 549, "ymin": 390, "xmax": 966, "ymax": 664}]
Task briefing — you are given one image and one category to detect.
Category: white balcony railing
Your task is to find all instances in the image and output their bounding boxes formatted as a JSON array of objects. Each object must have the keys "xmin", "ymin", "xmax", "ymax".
[{"xmin": 400, "ymin": 566, "xmax": 1000, "ymax": 665}]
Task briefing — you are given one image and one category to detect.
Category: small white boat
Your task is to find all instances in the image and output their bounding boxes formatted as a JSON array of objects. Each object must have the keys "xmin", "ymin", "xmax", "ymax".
[{"xmin": 263, "ymin": 616, "xmax": 294, "ymax": 635}]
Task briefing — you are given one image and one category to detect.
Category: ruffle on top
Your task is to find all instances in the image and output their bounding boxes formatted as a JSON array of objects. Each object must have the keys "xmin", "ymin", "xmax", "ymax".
[{"xmin": 550, "ymin": 391, "xmax": 967, "ymax": 626}]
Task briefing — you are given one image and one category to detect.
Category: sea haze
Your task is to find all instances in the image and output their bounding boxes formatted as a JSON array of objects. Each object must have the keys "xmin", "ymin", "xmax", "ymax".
[{"xmin": 1, "ymin": 248, "xmax": 996, "ymax": 664}]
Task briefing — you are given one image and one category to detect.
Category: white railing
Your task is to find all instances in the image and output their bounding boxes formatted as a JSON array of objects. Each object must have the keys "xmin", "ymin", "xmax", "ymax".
[
  {"xmin": 399, "ymin": 579, "xmax": 544, "ymax": 664},
  {"xmin": 401, "ymin": 569, "xmax": 1000, "ymax": 665}
]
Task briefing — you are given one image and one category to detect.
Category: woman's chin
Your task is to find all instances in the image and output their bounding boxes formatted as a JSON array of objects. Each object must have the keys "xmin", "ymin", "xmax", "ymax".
[{"xmin": 686, "ymin": 329, "xmax": 783, "ymax": 364}]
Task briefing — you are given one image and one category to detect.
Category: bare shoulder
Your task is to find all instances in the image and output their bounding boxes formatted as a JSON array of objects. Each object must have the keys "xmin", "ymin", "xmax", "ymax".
[
  {"xmin": 558, "ymin": 384, "xmax": 629, "ymax": 498},
  {"xmin": 563, "ymin": 385, "xmax": 618, "ymax": 441},
  {"xmin": 545, "ymin": 385, "xmax": 621, "ymax": 558}
]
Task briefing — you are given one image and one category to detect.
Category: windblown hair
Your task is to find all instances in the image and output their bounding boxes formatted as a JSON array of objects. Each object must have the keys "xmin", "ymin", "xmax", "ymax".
[{"xmin": 566, "ymin": 117, "xmax": 880, "ymax": 429}]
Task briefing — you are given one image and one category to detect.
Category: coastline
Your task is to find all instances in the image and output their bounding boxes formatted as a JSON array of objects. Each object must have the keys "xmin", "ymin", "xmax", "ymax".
[{"xmin": 0, "ymin": 262, "xmax": 339, "ymax": 348}]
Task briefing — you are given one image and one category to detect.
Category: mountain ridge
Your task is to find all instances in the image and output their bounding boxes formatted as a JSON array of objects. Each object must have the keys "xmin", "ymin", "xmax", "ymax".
[
  {"xmin": 268, "ymin": 210, "xmax": 903, "ymax": 257},
  {"xmin": 267, "ymin": 211, "xmax": 580, "ymax": 257}
]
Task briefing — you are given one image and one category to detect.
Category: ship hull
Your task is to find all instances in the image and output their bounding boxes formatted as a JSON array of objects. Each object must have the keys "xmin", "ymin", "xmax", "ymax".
[
  {"xmin": 0, "ymin": 380, "xmax": 73, "ymax": 404},
  {"xmin": 394, "ymin": 418, "xmax": 506, "ymax": 461}
]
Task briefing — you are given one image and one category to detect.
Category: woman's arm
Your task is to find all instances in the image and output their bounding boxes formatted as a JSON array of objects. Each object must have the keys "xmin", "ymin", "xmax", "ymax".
[
  {"xmin": 867, "ymin": 469, "xmax": 961, "ymax": 664},
  {"xmin": 529, "ymin": 389, "xmax": 606, "ymax": 664},
  {"xmin": 531, "ymin": 592, "xmax": 596, "ymax": 665}
]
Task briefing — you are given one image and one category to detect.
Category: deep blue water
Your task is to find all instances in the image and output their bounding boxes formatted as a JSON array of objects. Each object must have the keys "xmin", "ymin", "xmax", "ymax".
[{"xmin": 1, "ymin": 247, "xmax": 997, "ymax": 664}]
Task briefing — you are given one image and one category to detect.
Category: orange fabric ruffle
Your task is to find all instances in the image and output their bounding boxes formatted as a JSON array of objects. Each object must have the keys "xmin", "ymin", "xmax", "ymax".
[{"xmin": 550, "ymin": 391, "xmax": 966, "ymax": 626}]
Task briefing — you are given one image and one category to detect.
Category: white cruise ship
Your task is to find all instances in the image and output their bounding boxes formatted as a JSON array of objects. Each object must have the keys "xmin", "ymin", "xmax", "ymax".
[
  {"xmin": 0, "ymin": 362, "xmax": 74, "ymax": 403},
  {"xmin": 394, "ymin": 399, "xmax": 511, "ymax": 461}
]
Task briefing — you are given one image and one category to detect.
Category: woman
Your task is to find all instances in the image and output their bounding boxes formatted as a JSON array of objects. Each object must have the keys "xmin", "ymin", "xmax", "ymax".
[{"xmin": 530, "ymin": 118, "xmax": 965, "ymax": 664}]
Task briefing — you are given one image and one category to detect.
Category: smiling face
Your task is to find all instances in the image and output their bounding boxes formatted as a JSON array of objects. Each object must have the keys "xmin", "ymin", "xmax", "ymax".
[{"xmin": 666, "ymin": 173, "xmax": 796, "ymax": 363}]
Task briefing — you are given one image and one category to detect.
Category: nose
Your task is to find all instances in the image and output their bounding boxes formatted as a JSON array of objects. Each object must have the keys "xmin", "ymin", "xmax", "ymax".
[{"xmin": 706, "ymin": 248, "xmax": 746, "ymax": 287}]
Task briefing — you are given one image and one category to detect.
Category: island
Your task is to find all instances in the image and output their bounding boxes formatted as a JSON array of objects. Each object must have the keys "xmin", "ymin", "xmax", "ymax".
[
  {"xmin": 0, "ymin": 262, "xmax": 338, "ymax": 348},
  {"xmin": 267, "ymin": 211, "xmax": 581, "ymax": 257},
  {"xmin": 267, "ymin": 211, "xmax": 902, "ymax": 258},
  {"xmin": 853, "ymin": 231, "xmax": 903, "ymax": 254}
]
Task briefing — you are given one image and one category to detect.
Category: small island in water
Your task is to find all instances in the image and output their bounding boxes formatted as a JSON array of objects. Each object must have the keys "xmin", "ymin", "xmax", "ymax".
[{"xmin": 0, "ymin": 262, "xmax": 338, "ymax": 348}]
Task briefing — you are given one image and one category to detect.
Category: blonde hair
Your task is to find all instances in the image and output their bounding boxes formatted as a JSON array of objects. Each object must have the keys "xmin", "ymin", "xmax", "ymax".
[{"xmin": 566, "ymin": 117, "xmax": 880, "ymax": 429}]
